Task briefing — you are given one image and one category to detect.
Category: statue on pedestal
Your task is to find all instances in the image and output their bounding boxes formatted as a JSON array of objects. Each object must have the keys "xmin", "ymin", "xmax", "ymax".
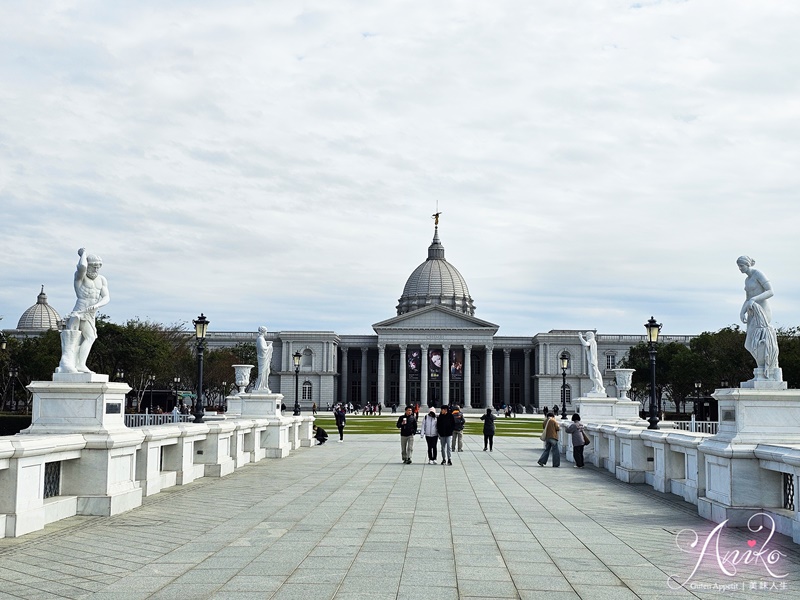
[
  {"xmin": 253, "ymin": 326, "xmax": 273, "ymax": 392},
  {"xmin": 577, "ymin": 331, "xmax": 606, "ymax": 396},
  {"xmin": 56, "ymin": 248, "xmax": 109, "ymax": 374},
  {"xmin": 738, "ymin": 256, "xmax": 781, "ymax": 381}
]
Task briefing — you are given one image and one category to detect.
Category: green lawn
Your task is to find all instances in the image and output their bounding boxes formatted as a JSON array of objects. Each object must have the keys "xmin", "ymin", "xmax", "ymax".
[{"xmin": 312, "ymin": 415, "xmax": 542, "ymax": 437}]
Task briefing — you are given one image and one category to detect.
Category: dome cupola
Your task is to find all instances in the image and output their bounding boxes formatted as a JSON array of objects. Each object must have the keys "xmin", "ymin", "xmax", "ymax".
[
  {"xmin": 17, "ymin": 286, "xmax": 62, "ymax": 331},
  {"xmin": 396, "ymin": 223, "xmax": 475, "ymax": 316}
]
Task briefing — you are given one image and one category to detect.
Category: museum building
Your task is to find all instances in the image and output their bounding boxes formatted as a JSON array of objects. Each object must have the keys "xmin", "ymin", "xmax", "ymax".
[
  {"xmin": 4, "ymin": 224, "xmax": 691, "ymax": 412},
  {"xmin": 205, "ymin": 223, "xmax": 691, "ymax": 412}
]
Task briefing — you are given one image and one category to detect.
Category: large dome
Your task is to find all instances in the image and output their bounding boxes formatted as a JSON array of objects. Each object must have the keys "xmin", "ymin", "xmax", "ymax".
[
  {"xmin": 17, "ymin": 286, "xmax": 62, "ymax": 331},
  {"xmin": 397, "ymin": 226, "xmax": 475, "ymax": 316}
]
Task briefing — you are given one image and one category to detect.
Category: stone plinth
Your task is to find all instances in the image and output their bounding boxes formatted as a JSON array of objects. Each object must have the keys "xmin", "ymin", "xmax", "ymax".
[
  {"xmin": 712, "ymin": 387, "xmax": 800, "ymax": 445},
  {"xmin": 698, "ymin": 387, "xmax": 800, "ymax": 527},
  {"xmin": 24, "ymin": 379, "xmax": 130, "ymax": 434},
  {"xmin": 240, "ymin": 392, "xmax": 283, "ymax": 419},
  {"xmin": 576, "ymin": 396, "xmax": 618, "ymax": 423}
]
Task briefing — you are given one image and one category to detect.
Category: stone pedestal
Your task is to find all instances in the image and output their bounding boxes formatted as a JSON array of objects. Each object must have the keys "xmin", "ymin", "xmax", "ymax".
[
  {"xmin": 25, "ymin": 376, "xmax": 129, "ymax": 434},
  {"xmin": 698, "ymin": 387, "xmax": 800, "ymax": 527},
  {"xmin": 19, "ymin": 377, "xmax": 144, "ymax": 518},
  {"xmin": 241, "ymin": 392, "xmax": 283, "ymax": 418},
  {"xmin": 712, "ymin": 387, "xmax": 800, "ymax": 445},
  {"xmin": 576, "ymin": 394, "xmax": 618, "ymax": 423}
]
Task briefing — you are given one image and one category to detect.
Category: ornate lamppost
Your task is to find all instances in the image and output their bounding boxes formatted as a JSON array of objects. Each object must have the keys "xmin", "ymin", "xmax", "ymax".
[
  {"xmin": 173, "ymin": 376, "xmax": 181, "ymax": 411},
  {"xmin": 193, "ymin": 313, "xmax": 209, "ymax": 423},
  {"xmin": 559, "ymin": 351, "xmax": 569, "ymax": 420},
  {"xmin": 9, "ymin": 365, "xmax": 19, "ymax": 411},
  {"xmin": 645, "ymin": 316, "xmax": 662, "ymax": 430},
  {"xmin": 148, "ymin": 374, "xmax": 156, "ymax": 411},
  {"xmin": 694, "ymin": 380, "xmax": 702, "ymax": 417},
  {"xmin": 293, "ymin": 351, "xmax": 302, "ymax": 416}
]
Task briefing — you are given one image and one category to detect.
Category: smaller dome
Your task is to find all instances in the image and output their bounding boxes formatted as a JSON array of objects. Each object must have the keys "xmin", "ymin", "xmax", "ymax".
[{"xmin": 17, "ymin": 286, "xmax": 62, "ymax": 331}]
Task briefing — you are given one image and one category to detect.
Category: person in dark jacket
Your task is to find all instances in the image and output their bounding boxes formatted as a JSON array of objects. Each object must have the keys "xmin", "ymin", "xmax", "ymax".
[
  {"xmin": 396, "ymin": 406, "xmax": 418, "ymax": 464},
  {"xmin": 566, "ymin": 413, "xmax": 586, "ymax": 468},
  {"xmin": 480, "ymin": 408, "xmax": 496, "ymax": 451},
  {"xmin": 451, "ymin": 405, "xmax": 465, "ymax": 452},
  {"xmin": 437, "ymin": 405, "xmax": 456, "ymax": 465},
  {"xmin": 334, "ymin": 404, "xmax": 346, "ymax": 443},
  {"xmin": 313, "ymin": 426, "xmax": 328, "ymax": 445}
]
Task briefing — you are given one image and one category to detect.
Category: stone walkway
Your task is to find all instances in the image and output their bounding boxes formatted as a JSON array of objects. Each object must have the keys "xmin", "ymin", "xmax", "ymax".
[{"xmin": 1, "ymin": 434, "xmax": 800, "ymax": 599}]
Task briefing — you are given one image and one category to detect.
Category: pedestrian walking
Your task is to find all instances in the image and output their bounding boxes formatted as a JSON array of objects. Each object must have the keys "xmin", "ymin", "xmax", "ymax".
[
  {"xmin": 334, "ymin": 404, "xmax": 346, "ymax": 443},
  {"xmin": 437, "ymin": 405, "xmax": 455, "ymax": 465},
  {"xmin": 451, "ymin": 405, "xmax": 465, "ymax": 452},
  {"xmin": 480, "ymin": 408, "xmax": 496, "ymax": 451},
  {"xmin": 566, "ymin": 413, "xmax": 586, "ymax": 468},
  {"xmin": 421, "ymin": 407, "xmax": 439, "ymax": 464},
  {"xmin": 538, "ymin": 412, "xmax": 561, "ymax": 467},
  {"xmin": 312, "ymin": 402, "xmax": 317, "ymax": 415},
  {"xmin": 397, "ymin": 406, "xmax": 418, "ymax": 464}
]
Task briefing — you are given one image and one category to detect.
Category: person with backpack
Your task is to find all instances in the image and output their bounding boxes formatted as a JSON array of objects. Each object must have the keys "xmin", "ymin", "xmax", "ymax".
[{"xmin": 451, "ymin": 405, "xmax": 465, "ymax": 452}]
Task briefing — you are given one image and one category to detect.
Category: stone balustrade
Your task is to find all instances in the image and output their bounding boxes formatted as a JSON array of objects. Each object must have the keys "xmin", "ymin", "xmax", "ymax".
[
  {"xmin": 0, "ymin": 413, "xmax": 315, "ymax": 538},
  {"xmin": 558, "ymin": 419, "xmax": 800, "ymax": 544}
]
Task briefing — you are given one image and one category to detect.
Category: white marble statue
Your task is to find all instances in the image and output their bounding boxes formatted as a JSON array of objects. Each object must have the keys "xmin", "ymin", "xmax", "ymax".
[
  {"xmin": 56, "ymin": 248, "xmax": 109, "ymax": 374},
  {"xmin": 738, "ymin": 256, "xmax": 781, "ymax": 381},
  {"xmin": 253, "ymin": 326, "xmax": 273, "ymax": 392},
  {"xmin": 577, "ymin": 331, "xmax": 606, "ymax": 395}
]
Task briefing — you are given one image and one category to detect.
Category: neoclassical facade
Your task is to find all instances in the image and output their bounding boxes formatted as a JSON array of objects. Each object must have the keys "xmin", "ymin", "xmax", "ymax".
[
  {"xmin": 204, "ymin": 224, "xmax": 691, "ymax": 411},
  {"xmin": 4, "ymin": 225, "xmax": 691, "ymax": 412}
]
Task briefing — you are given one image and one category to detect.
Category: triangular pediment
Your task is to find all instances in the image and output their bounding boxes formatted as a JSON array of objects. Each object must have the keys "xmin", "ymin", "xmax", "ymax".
[{"xmin": 373, "ymin": 305, "xmax": 498, "ymax": 333}]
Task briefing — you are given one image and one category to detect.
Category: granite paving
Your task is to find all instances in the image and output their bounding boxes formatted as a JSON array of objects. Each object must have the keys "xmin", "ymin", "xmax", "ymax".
[{"xmin": 1, "ymin": 432, "xmax": 800, "ymax": 599}]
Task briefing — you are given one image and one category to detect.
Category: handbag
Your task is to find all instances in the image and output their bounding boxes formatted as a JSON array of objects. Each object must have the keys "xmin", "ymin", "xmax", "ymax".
[
  {"xmin": 539, "ymin": 429, "xmax": 547, "ymax": 442},
  {"xmin": 582, "ymin": 431, "xmax": 591, "ymax": 445}
]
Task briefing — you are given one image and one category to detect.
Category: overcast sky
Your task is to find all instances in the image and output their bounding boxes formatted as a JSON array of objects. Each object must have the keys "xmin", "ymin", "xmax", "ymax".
[{"xmin": 1, "ymin": 1, "xmax": 799, "ymax": 338}]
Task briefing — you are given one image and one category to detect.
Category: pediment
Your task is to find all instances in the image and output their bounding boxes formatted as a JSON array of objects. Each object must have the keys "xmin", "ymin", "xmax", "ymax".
[{"xmin": 373, "ymin": 305, "xmax": 498, "ymax": 333}]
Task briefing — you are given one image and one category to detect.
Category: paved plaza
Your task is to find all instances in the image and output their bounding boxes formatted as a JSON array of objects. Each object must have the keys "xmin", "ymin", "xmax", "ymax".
[{"xmin": 2, "ymin": 432, "xmax": 800, "ymax": 600}]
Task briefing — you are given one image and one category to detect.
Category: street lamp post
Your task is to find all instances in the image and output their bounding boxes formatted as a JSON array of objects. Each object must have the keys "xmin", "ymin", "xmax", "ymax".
[
  {"xmin": 173, "ymin": 376, "xmax": 181, "ymax": 411},
  {"xmin": 645, "ymin": 316, "xmax": 662, "ymax": 430},
  {"xmin": 293, "ymin": 351, "xmax": 302, "ymax": 416},
  {"xmin": 148, "ymin": 374, "xmax": 155, "ymax": 411},
  {"xmin": 10, "ymin": 365, "xmax": 19, "ymax": 411},
  {"xmin": 193, "ymin": 313, "xmax": 209, "ymax": 424},
  {"xmin": 559, "ymin": 351, "xmax": 569, "ymax": 420},
  {"xmin": 221, "ymin": 381, "xmax": 227, "ymax": 411},
  {"xmin": 694, "ymin": 381, "xmax": 702, "ymax": 418}
]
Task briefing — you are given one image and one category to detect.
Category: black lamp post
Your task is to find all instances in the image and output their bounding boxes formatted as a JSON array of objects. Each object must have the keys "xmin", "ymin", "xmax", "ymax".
[
  {"xmin": 148, "ymin": 374, "xmax": 155, "ymax": 411},
  {"xmin": 293, "ymin": 351, "xmax": 302, "ymax": 416},
  {"xmin": 0, "ymin": 332, "xmax": 7, "ymax": 351},
  {"xmin": 173, "ymin": 376, "xmax": 181, "ymax": 410},
  {"xmin": 193, "ymin": 313, "xmax": 209, "ymax": 423},
  {"xmin": 10, "ymin": 365, "xmax": 19, "ymax": 411},
  {"xmin": 115, "ymin": 368, "xmax": 124, "ymax": 382},
  {"xmin": 645, "ymin": 316, "xmax": 662, "ymax": 430},
  {"xmin": 720, "ymin": 379, "xmax": 728, "ymax": 389},
  {"xmin": 559, "ymin": 351, "xmax": 569, "ymax": 419},
  {"xmin": 694, "ymin": 381, "xmax": 702, "ymax": 419}
]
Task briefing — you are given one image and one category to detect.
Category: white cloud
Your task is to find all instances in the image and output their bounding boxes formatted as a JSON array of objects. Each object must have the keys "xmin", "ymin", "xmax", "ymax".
[{"xmin": 1, "ymin": 1, "xmax": 799, "ymax": 338}]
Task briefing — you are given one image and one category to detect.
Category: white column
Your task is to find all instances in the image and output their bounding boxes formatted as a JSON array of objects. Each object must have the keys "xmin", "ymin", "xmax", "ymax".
[
  {"xmin": 442, "ymin": 344, "xmax": 450, "ymax": 406},
  {"xmin": 399, "ymin": 344, "xmax": 407, "ymax": 408},
  {"xmin": 524, "ymin": 349, "xmax": 532, "ymax": 411},
  {"xmin": 420, "ymin": 344, "xmax": 429, "ymax": 407},
  {"xmin": 377, "ymin": 344, "xmax": 386, "ymax": 407},
  {"xmin": 464, "ymin": 345, "xmax": 472, "ymax": 408},
  {"xmin": 503, "ymin": 349, "xmax": 511, "ymax": 408},
  {"xmin": 361, "ymin": 347, "xmax": 369, "ymax": 406},
  {"xmin": 340, "ymin": 347, "xmax": 348, "ymax": 405},
  {"xmin": 485, "ymin": 346, "xmax": 494, "ymax": 408}
]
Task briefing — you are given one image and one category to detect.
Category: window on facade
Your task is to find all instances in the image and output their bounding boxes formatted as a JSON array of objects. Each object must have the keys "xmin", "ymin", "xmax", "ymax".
[
  {"xmin": 606, "ymin": 354, "xmax": 617, "ymax": 370},
  {"xmin": 390, "ymin": 354, "xmax": 399, "ymax": 375},
  {"xmin": 511, "ymin": 360, "xmax": 521, "ymax": 376},
  {"xmin": 302, "ymin": 381, "xmax": 312, "ymax": 401},
  {"xmin": 301, "ymin": 349, "xmax": 312, "ymax": 369},
  {"xmin": 472, "ymin": 359, "xmax": 481, "ymax": 376},
  {"xmin": 352, "ymin": 361, "xmax": 360, "ymax": 375},
  {"xmin": 371, "ymin": 358, "xmax": 377, "ymax": 375},
  {"xmin": 511, "ymin": 382, "xmax": 521, "ymax": 404}
]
